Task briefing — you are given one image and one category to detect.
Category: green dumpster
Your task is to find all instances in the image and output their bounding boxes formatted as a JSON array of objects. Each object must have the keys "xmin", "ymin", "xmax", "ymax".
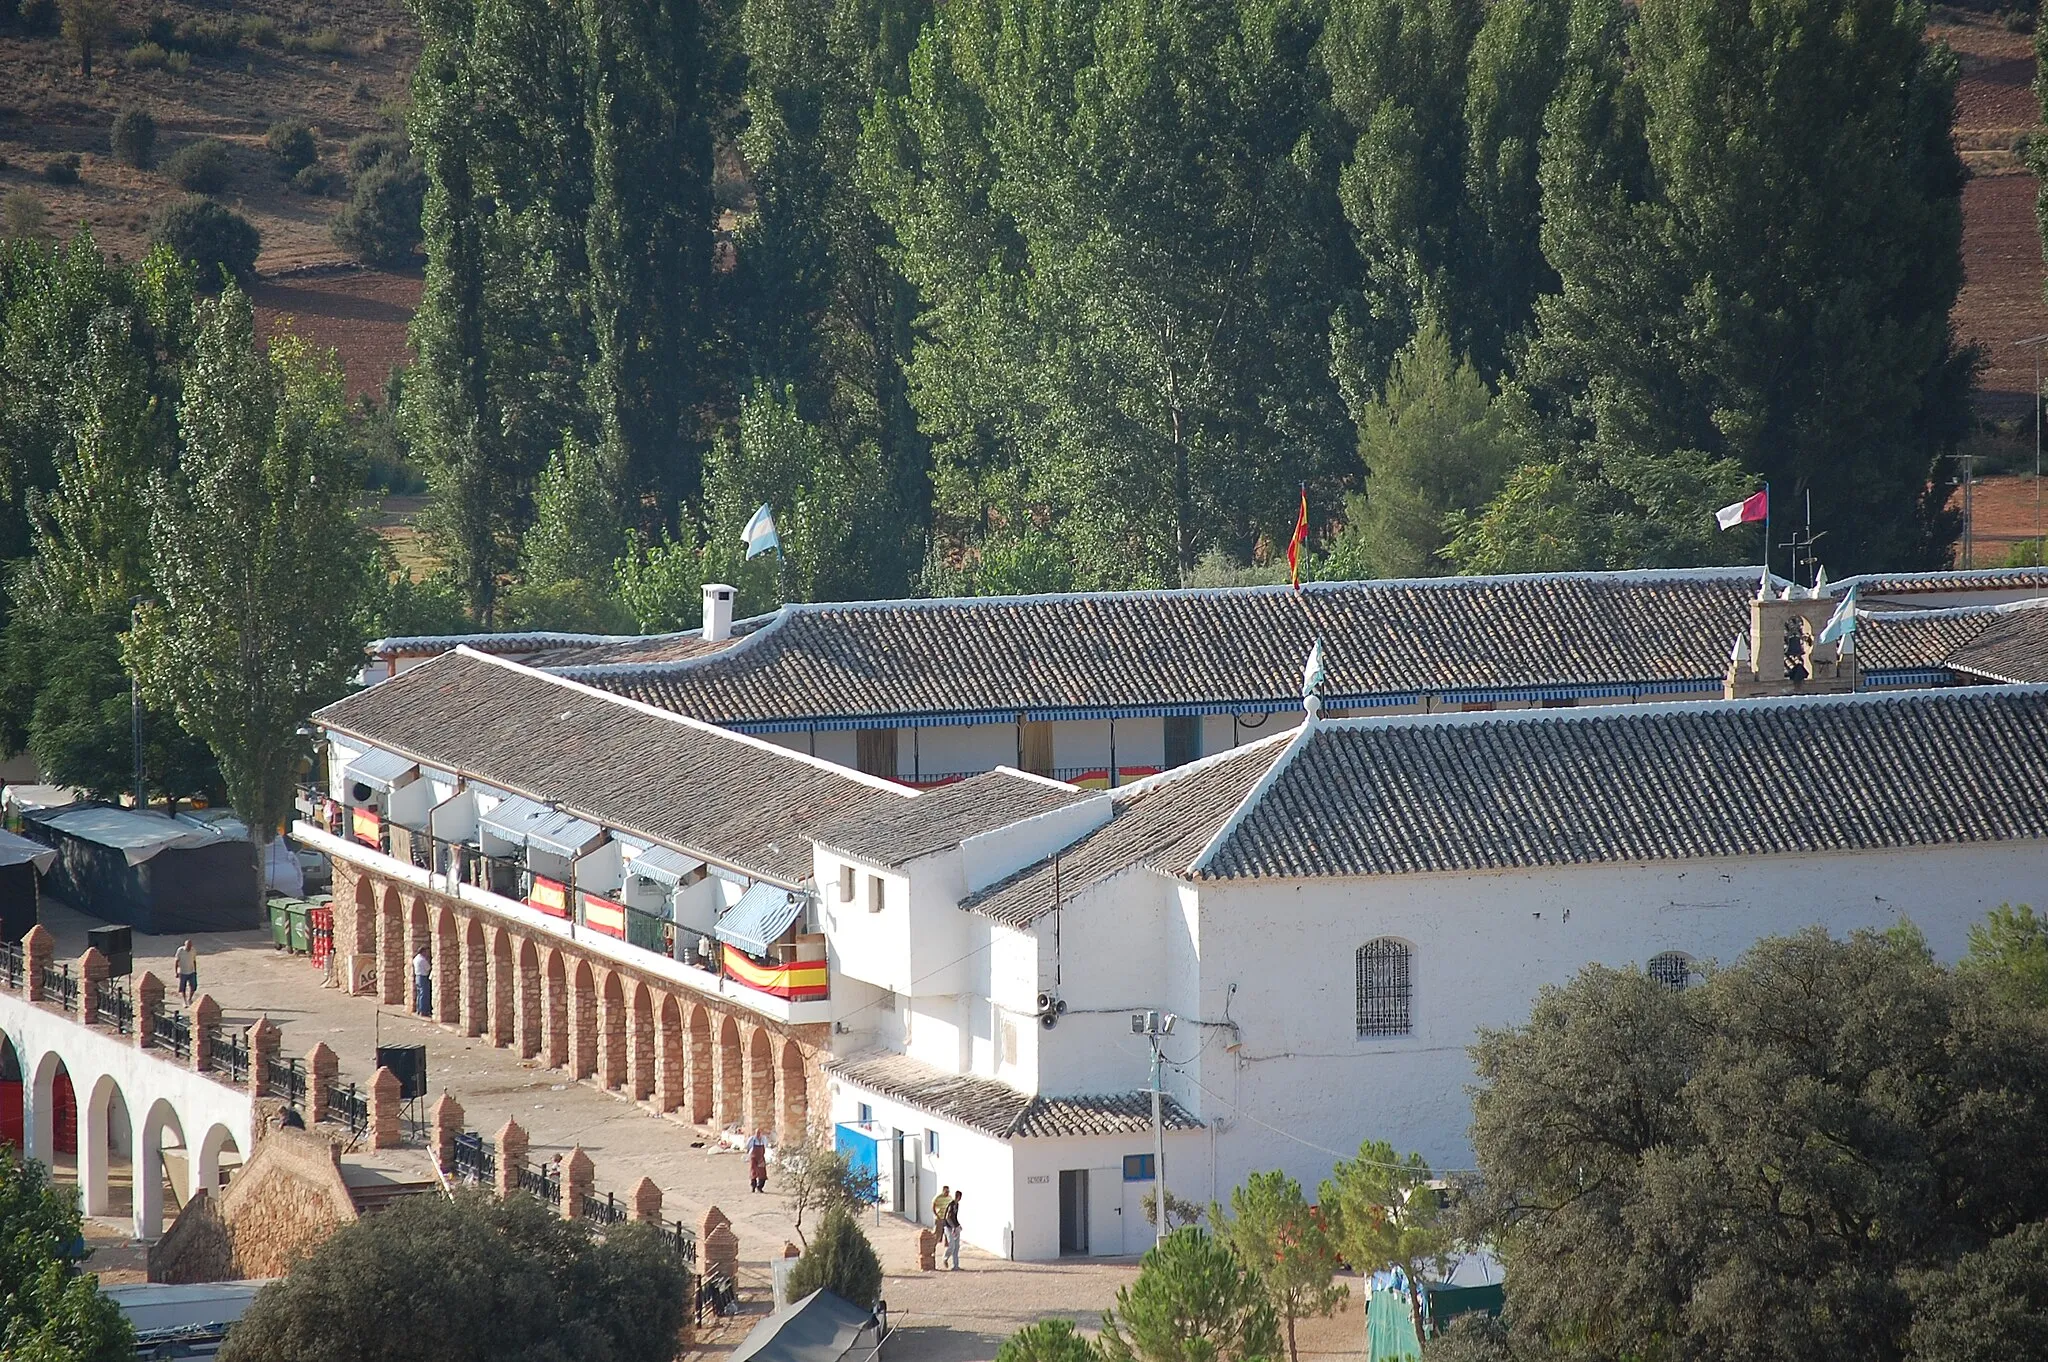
[
  {"xmin": 268, "ymin": 899, "xmax": 292, "ymax": 950},
  {"xmin": 286, "ymin": 900, "xmax": 312, "ymax": 954}
]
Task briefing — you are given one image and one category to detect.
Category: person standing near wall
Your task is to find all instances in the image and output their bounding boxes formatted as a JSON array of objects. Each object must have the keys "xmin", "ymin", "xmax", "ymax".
[
  {"xmin": 413, "ymin": 946, "xmax": 432, "ymax": 1016},
  {"xmin": 944, "ymin": 1190, "xmax": 963, "ymax": 1269},
  {"xmin": 748, "ymin": 1130, "xmax": 769, "ymax": 1193},
  {"xmin": 174, "ymin": 940, "xmax": 198, "ymax": 1005}
]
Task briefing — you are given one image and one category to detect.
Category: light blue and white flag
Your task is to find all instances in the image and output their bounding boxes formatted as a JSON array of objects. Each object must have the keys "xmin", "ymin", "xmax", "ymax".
[
  {"xmin": 1818, "ymin": 586, "xmax": 1857, "ymax": 646},
  {"xmin": 742, "ymin": 503, "xmax": 781, "ymax": 560},
  {"xmin": 1302, "ymin": 637, "xmax": 1326, "ymax": 703}
]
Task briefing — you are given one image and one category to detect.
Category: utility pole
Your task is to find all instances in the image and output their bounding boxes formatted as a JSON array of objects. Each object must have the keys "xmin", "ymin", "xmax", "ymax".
[{"xmin": 1131, "ymin": 1009, "xmax": 1176, "ymax": 1250}]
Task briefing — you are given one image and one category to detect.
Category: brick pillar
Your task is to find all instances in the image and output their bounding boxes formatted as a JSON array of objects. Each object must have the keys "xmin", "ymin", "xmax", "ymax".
[
  {"xmin": 135, "ymin": 971, "xmax": 164, "ymax": 1048},
  {"xmin": 703, "ymin": 1222, "xmax": 740, "ymax": 1280},
  {"xmin": 702, "ymin": 1205, "xmax": 730, "ymax": 1239},
  {"xmin": 431, "ymin": 1091, "xmax": 465, "ymax": 1173},
  {"xmin": 494, "ymin": 1119, "xmax": 528, "ymax": 1201},
  {"xmin": 248, "ymin": 1017, "xmax": 281, "ymax": 1099},
  {"xmin": 369, "ymin": 1066, "xmax": 402, "ymax": 1150},
  {"xmin": 190, "ymin": 994, "xmax": 221, "ymax": 1072},
  {"xmin": 630, "ymin": 1176, "xmax": 663, "ymax": 1225},
  {"xmin": 562, "ymin": 1147, "xmax": 593, "ymax": 1220},
  {"xmin": 307, "ymin": 1042, "xmax": 339, "ymax": 1123},
  {"xmin": 22, "ymin": 925, "xmax": 53, "ymax": 1001},
  {"xmin": 78, "ymin": 947, "xmax": 109, "ymax": 1024}
]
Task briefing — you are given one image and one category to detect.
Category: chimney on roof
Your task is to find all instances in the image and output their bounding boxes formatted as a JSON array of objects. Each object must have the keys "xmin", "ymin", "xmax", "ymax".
[{"xmin": 702, "ymin": 583, "xmax": 736, "ymax": 643}]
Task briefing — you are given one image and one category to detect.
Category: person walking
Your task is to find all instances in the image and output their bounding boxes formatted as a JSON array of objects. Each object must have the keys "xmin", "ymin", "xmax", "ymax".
[
  {"xmin": 173, "ymin": 940, "xmax": 198, "ymax": 1005},
  {"xmin": 748, "ymin": 1130, "xmax": 769, "ymax": 1193},
  {"xmin": 944, "ymin": 1189, "xmax": 963, "ymax": 1270},
  {"xmin": 413, "ymin": 946, "xmax": 432, "ymax": 1017}
]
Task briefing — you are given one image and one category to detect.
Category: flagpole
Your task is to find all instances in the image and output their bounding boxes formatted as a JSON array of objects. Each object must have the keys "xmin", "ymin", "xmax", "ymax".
[{"xmin": 1762, "ymin": 481, "xmax": 1771, "ymax": 589}]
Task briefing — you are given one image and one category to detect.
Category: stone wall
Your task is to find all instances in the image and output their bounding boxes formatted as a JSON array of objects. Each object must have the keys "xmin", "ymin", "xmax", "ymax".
[{"xmin": 148, "ymin": 1128, "xmax": 361, "ymax": 1283}]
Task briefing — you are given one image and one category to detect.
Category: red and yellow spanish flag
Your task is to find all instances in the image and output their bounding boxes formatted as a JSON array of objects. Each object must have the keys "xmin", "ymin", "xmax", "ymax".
[
  {"xmin": 1287, "ymin": 487, "xmax": 1309, "ymax": 591},
  {"xmin": 527, "ymin": 876, "xmax": 570, "ymax": 919}
]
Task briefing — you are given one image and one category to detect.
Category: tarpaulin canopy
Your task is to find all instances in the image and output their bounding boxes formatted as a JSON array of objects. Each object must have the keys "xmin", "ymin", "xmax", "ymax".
[
  {"xmin": 731, "ymin": 1291, "xmax": 876, "ymax": 1362},
  {"xmin": 0, "ymin": 828, "xmax": 56, "ymax": 874},
  {"xmin": 25, "ymin": 805, "xmax": 227, "ymax": 867},
  {"xmin": 628, "ymin": 845, "xmax": 704, "ymax": 887},
  {"xmin": 343, "ymin": 748, "xmax": 417, "ymax": 794},
  {"xmin": 714, "ymin": 880, "xmax": 804, "ymax": 957}
]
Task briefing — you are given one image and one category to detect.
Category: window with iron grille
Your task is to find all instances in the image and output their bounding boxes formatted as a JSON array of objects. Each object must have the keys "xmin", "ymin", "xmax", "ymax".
[
  {"xmin": 1356, "ymin": 939, "xmax": 1412, "ymax": 1037},
  {"xmin": 1648, "ymin": 952, "xmax": 1695, "ymax": 991}
]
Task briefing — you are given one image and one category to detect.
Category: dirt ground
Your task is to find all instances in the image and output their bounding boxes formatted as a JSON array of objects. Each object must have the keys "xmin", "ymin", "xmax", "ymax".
[{"xmin": 249, "ymin": 265, "xmax": 420, "ymax": 398}]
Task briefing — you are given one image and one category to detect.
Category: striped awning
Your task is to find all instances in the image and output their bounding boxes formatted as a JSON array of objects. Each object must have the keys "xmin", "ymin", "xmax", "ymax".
[
  {"xmin": 479, "ymin": 795, "xmax": 554, "ymax": 847},
  {"xmin": 627, "ymin": 845, "xmax": 703, "ymax": 888},
  {"xmin": 343, "ymin": 748, "xmax": 417, "ymax": 794},
  {"xmin": 530, "ymin": 812, "xmax": 604, "ymax": 858},
  {"xmin": 713, "ymin": 881, "xmax": 804, "ymax": 957}
]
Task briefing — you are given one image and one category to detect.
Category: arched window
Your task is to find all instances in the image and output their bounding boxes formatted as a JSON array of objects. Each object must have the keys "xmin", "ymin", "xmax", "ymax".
[
  {"xmin": 1356, "ymin": 939, "xmax": 1412, "ymax": 1037},
  {"xmin": 1648, "ymin": 952, "xmax": 1696, "ymax": 991}
]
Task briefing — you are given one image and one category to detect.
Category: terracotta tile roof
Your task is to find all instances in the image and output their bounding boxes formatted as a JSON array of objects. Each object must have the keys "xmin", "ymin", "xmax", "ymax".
[
  {"xmin": 1835, "ymin": 568, "xmax": 2048, "ymax": 598},
  {"xmin": 961, "ymin": 737, "xmax": 1293, "ymax": 927},
  {"xmin": 312, "ymin": 648, "xmax": 904, "ymax": 883},
  {"xmin": 519, "ymin": 619, "xmax": 768, "ymax": 667},
  {"xmin": 828, "ymin": 1051, "xmax": 1199, "ymax": 1139},
  {"xmin": 369, "ymin": 630, "xmax": 640, "ymax": 658},
  {"xmin": 571, "ymin": 569, "xmax": 1785, "ymax": 725},
  {"xmin": 1853, "ymin": 608, "xmax": 2001, "ymax": 672},
  {"xmin": 810, "ymin": 770, "xmax": 1092, "ymax": 867},
  {"xmin": 1197, "ymin": 687, "xmax": 2048, "ymax": 879},
  {"xmin": 1942, "ymin": 605, "xmax": 2048, "ymax": 684}
]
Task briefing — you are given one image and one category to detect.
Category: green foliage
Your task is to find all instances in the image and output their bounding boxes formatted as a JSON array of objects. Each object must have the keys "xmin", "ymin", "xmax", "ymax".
[
  {"xmin": 1097, "ymin": 1227, "xmax": 1280, "ymax": 1362},
  {"xmin": 41, "ymin": 155, "xmax": 80, "ymax": 185},
  {"xmin": 149, "ymin": 197, "xmax": 260, "ymax": 290},
  {"xmin": 346, "ymin": 132, "xmax": 410, "ymax": 177},
  {"xmin": 0, "ymin": 1147, "xmax": 133, "ymax": 1362},
  {"xmin": 363, "ymin": 564, "xmax": 476, "ymax": 639},
  {"xmin": 1962, "ymin": 903, "xmax": 2048, "ymax": 1012},
  {"xmin": 1463, "ymin": 927, "xmax": 2048, "ymax": 1362},
  {"xmin": 219, "ymin": 1190, "xmax": 688, "ymax": 1362},
  {"xmin": 1212, "ymin": 1171, "xmax": 1349, "ymax": 1362},
  {"xmin": 126, "ymin": 39, "xmax": 170, "ymax": 68},
  {"xmin": 996, "ymin": 1319, "xmax": 1098, "ymax": 1362},
  {"xmin": 111, "ymin": 107, "xmax": 157, "ymax": 168},
  {"xmin": 614, "ymin": 519, "xmax": 705, "ymax": 631},
  {"xmin": 2, "ymin": 191, "xmax": 47, "ymax": 242},
  {"xmin": 519, "ymin": 436, "xmax": 626, "ymax": 591},
  {"xmin": 1326, "ymin": 319, "xmax": 1523, "ymax": 579},
  {"xmin": 58, "ymin": 0, "xmax": 115, "ymax": 74},
  {"xmin": 165, "ymin": 138, "xmax": 233, "ymax": 193},
  {"xmin": 332, "ymin": 155, "xmax": 425, "ymax": 265},
  {"xmin": 266, "ymin": 119, "xmax": 318, "ymax": 174},
  {"xmin": 778, "ymin": 1140, "xmax": 881, "ymax": 1246},
  {"xmin": 1905, "ymin": 1221, "xmax": 2048, "ymax": 1362},
  {"xmin": 1318, "ymin": 1142, "xmax": 1449, "ymax": 1343},
  {"xmin": 784, "ymin": 1207, "xmax": 884, "ymax": 1309},
  {"xmin": 128, "ymin": 288, "xmax": 377, "ymax": 849}
]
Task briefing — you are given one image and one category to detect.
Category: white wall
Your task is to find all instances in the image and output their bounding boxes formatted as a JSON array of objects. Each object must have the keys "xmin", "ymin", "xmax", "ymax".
[
  {"xmin": 1178, "ymin": 837, "xmax": 2048, "ymax": 1208},
  {"xmin": 910, "ymin": 724, "xmax": 1017, "ymax": 780}
]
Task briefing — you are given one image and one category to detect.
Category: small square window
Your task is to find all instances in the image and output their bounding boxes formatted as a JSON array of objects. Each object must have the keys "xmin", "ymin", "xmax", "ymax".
[
  {"xmin": 926, "ymin": 1129, "xmax": 940, "ymax": 1157},
  {"xmin": 1123, "ymin": 1154, "xmax": 1156, "ymax": 1182},
  {"xmin": 857, "ymin": 1103, "xmax": 873, "ymax": 1125}
]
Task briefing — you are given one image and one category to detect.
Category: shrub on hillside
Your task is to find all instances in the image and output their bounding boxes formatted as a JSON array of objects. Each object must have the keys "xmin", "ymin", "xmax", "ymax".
[
  {"xmin": 265, "ymin": 118, "xmax": 315, "ymax": 174},
  {"xmin": 3, "ymin": 190, "xmax": 48, "ymax": 242},
  {"xmin": 149, "ymin": 196, "xmax": 259, "ymax": 289},
  {"xmin": 125, "ymin": 39, "xmax": 168, "ymax": 68},
  {"xmin": 110, "ymin": 107, "xmax": 156, "ymax": 167},
  {"xmin": 164, "ymin": 137, "xmax": 231, "ymax": 192},
  {"xmin": 41, "ymin": 154, "xmax": 80, "ymax": 184},
  {"xmin": 345, "ymin": 131, "xmax": 406, "ymax": 176},
  {"xmin": 291, "ymin": 163, "xmax": 340, "ymax": 195},
  {"xmin": 331, "ymin": 155, "xmax": 423, "ymax": 265}
]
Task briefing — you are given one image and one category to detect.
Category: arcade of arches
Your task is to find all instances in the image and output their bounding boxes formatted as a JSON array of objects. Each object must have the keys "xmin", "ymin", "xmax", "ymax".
[{"xmin": 332, "ymin": 862, "xmax": 825, "ymax": 1148}]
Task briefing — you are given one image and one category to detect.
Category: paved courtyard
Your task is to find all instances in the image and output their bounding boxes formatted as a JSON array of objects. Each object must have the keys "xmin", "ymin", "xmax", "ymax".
[{"xmin": 38, "ymin": 897, "xmax": 1367, "ymax": 1361}]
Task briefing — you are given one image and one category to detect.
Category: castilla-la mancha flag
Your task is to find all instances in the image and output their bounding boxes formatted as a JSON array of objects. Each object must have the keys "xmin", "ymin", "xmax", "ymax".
[{"xmin": 1715, "ymin": 488, "xmax": 1769, "ymax": 531}]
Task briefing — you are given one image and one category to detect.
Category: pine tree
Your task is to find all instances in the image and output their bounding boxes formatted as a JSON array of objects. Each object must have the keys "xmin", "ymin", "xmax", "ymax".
[
  {"xmin": 1097, "ymin": 1227, "xmax": 1281, "ymax": 1362},
  {"xmin": 1212, "ymin": 1171, "xmax": 1349, "ymax": 1362}
]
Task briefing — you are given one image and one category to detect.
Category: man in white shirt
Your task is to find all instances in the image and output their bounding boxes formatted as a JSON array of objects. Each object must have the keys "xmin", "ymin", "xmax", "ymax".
[{"xmin": 413, "ymin": 947, "xmax": 432, "ymax": 1017}]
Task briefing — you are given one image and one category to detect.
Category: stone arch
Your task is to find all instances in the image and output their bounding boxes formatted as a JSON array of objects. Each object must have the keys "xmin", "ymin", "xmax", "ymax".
[
  {"xmin": 543, "ymin": 950, "xmax": 570, "ymax": 1068},
  {"xmin": 489, "ymin": 927, "xmax": 515, "ymax": 1046},
  {"xmin": 379, "ymin": 887, "xmax": 406, "ymax": 1005},
  {"xmin": 0, "ymin": 1031, "xmax": 22, "ymax": 1151},
  {"xmin": 462, "ymin": 918, "xmax": 489, "ymax": 1037},
  {"xmin": 408, "ymin": 896, "xmax": 431, "ymax": 964},
  {"xmin": 598, "ymin": 971, "xmax": 628, "ymax": 1090},
  {"xmin": 687, "ymin": 1005, "xmax": 714, "ymax": 1124},
  {"xmin": 778, "ymin": 1038, "xmax": 809, "ymax": 1148},
  {"xmin": 135, "ymin": 1096, "xmax": 186, "ymax": 1241},
  {"xmin": 434, "ymin": 907, "xmax": 461, "ymax": 1026},
  {"xmin": 655, "ymin": 995, "xmax": 685, "ymax": 1114},
  {"xmin": 744, "ymin": 1025, "xmax": 775, "ymax": 1138},
  {"xmin": 80, "ymin": 1071, "xmax": 128, "ymax": 1217},
  {"xmin": 350, "ymin": 876, "xmax": 376, "ymax": 980},
  {"xmin": 28, "ymin": 1048, "xmax": 73, "ymax": 1165},
  {"xmin": 628, "ymin": 983, "xmax": 656, "ymax": 1102},
  {"xmin": 516, "ymin": 939, "xmax": 543, "ymax": 1060},
  {"xmin": 714, "ymin": 1013, "xmax": 743, "ymax": 1128},
  {"xmin": 569, "ymin": 960, "xmax": 599, "ymax": 1080},
  {"xmin": 195, "ymin": 1123, "xmax": 242, "ymax": 1200}
]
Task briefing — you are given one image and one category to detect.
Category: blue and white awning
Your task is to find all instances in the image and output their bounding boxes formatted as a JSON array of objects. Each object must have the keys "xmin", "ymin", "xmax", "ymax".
[
  {"xmin": 343, "ymin": 748, "xmax": 417, "ymax": 794},
  {"xmin": 713, "ymin": 882, "xmax": 804, "ymax": 957},
  {"xmin": 479, "ymin": 795, "xmax": 554, "ymax": 847},
  {"xmin": 628, "ymin": 845, "xmax": 704, "ymax": 888},
  {"xmin": 528, "ymin": 812, "xmax": 604, "ymax": 859}
]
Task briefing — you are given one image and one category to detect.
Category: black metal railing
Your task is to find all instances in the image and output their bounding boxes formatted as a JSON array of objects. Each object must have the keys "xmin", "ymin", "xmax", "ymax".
[
  {"xmin": 401, "ymin": 1102, "xmax": 428, "ymax": 1146},
  {"xmin": 451, "ymin": 1131, "xmax": 495, "ymax": 1185},
  {"xmin": 265, "ymin": 1055, "xmax": 306, "ymax": 1107},
  {"xmin": 327, "ymin": 1081, "xmax": 368, "ymax": 1139},
  {"xmin": 664, "ymin": 1217, "xmax": 697, "ymax": 1265},
  {"xmin": 40, "ymin": 962, "xmax": 76, "ymax": 1013},
  {"xmin": 0, "ymin": 940, "xmax": 21, "ymax": 989},
  {"xmin": 581, "ymin": 1190, "xmax": 627, "ymax": 1226},
  {"xmin": 207, "ymin": 1027, "xmax": 250, "ymax": 1084},
  {"xmin": 699, "ymin": 1270, "xmax": 737, "ymax": 1321},
  {"xmin": 517, "ymin": 1157, "xmax": 561, "ymax": 1206},
  {"xmin": 159, "ymin": 1005, "xmax": 192, "ymax": 1059},
  {"xmin": 92, "ymin": 978, "xmax": 132, "ymax": 1035}
]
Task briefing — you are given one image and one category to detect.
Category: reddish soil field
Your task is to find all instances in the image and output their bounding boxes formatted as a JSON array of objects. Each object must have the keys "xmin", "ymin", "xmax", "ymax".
[
  {"xmin": 1957, "ymin": 174, "xmax": 2048, "ymax": 418},
  {"xmin": 250, "ymin": 267, "xmax": 420, "ymax": 398}
]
